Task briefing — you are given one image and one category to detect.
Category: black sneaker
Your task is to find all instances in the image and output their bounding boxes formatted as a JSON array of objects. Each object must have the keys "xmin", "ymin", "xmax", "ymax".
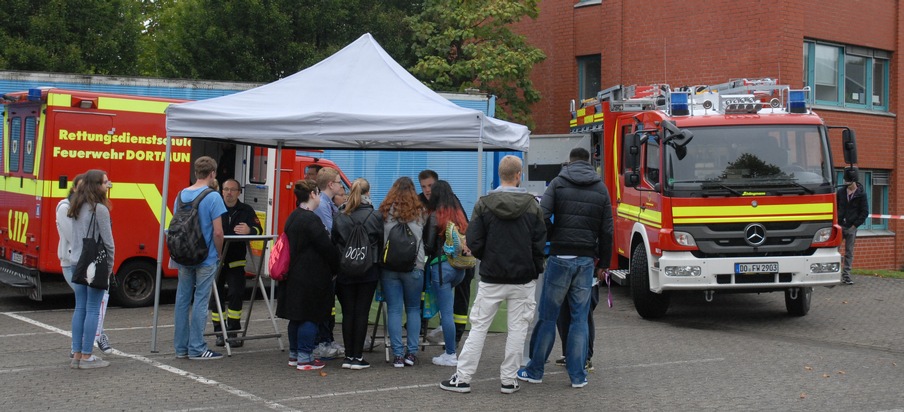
[
  {"xmin": 215, "ymin": 335, "xmax": 225, "ymax": 347},
  {"xmin": 189, "ymin": 350, "xmax": 223, "ymax": 360},
  {"xmin": 842, "ymin": 277, "xmax": 854, "ymax": 285},
  {"xmin": 350, "ymin": 358, "xmax": 370, "ymax": 370},
  {"xmin": 500, "ymin": 382, "xmax": 520, "ymax": 394},
  {"xmin": 440, "ymin": 374, "xmax": 471, "ymax": 393},
  {"xmin": 341, "ymin": 357, "xmax": 354, "ymax": 369},
  {"xmin": 554, "ymin": 356, "xmax": 566, "ymax": 366}
]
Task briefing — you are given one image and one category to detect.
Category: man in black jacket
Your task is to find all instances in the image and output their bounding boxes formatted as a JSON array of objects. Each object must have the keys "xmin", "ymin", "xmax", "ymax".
[
  {"xmin": 210, "ymin": 179, "xmax": 263, "ymax": 347},
  {"xmin": 440, "ymin": 155, "xmax": 546, "ymax": 394},
  {"xmin": 518, "ymin": 147, "xmax": 613, "ymax": 389},
  {"xmin": 837, "ymin": 167, "xmax": 869, "ymax": 285}
]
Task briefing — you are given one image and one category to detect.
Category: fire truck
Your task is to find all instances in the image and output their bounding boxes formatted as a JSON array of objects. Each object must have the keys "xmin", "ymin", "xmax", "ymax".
[
  {"xmin": 0, "ymin": 88, "xmax": 349, "ymax": 307},
  {"xmin": 568, "ymin": 78, "xmax": 857, "ymax": 318}
]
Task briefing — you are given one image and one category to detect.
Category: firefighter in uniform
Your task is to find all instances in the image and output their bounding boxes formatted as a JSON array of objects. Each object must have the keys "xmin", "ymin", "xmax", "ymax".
[{"xmin": 210, "ymin": 179, "xmax": 263, "ymax": 347}]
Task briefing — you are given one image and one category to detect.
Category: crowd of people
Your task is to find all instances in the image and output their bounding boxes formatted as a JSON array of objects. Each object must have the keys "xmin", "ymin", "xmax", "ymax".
[
  {"xmin": 271, "ymin": 148, "xmax": 615, "ymax": 395},
  {"xmin": 55, "ymin": 151, "xmax": 616, "ymax": 394}
]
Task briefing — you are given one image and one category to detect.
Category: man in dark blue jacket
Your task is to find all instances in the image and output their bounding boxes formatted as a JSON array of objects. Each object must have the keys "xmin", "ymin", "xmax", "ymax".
[
  {"xmin": 837, "ymin": 167, "xmax": 869, "ymax": 285},
  {"xmin": 518, "ymin": 147, "xmax": 613, "ymax": 389},
  {"xmin": 440, "ymin": 155, "xmax": 546, "ymax": 394}
]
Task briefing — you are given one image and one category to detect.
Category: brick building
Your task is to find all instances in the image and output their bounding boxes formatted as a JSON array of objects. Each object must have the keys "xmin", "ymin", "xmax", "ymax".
[{"xmin": 514, "ymin": 0, "xmax": 902, "ymax": 270}]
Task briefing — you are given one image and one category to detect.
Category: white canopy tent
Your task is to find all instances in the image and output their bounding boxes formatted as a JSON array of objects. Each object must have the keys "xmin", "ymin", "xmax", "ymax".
[{"xmin": 150, "ymin": 33, "xmax": 530, "ymax": 350}]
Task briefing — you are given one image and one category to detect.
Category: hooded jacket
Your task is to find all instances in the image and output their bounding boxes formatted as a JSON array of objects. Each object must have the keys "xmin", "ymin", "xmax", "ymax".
[
  {"xmin": 540, "ymin": 160, "xmax": 614, "ymax": 268},
  {"xmin": 466, "ymin": 186, "xmax": 546, "ymax": 284},
  {"xmin": 837, "ymin": 182, "xmax": 869, "ymax": 229}
]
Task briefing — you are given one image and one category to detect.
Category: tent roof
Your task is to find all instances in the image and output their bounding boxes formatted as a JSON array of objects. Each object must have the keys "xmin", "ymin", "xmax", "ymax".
[{"xmin": 165, "ymin": 33, "xmax": 530, "ymax": 151}]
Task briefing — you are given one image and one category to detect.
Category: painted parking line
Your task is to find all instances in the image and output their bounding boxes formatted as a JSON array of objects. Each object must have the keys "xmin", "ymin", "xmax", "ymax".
[{"xmin": 2, "ymin": 311, "xmax": 299, "ymax": 412}]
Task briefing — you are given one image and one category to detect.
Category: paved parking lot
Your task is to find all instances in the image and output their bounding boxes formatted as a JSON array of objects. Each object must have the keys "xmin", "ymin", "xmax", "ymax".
[{"xmin": 1, "ymin": 274, "xmax": 902, "ymax": 411}]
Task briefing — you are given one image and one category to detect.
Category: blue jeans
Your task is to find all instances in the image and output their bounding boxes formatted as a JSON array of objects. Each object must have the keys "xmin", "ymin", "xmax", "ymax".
[
  {"xmin": 174, "ymin": 263, "xmax": 218, "ymax": 357},
  {"xmin": 71, "ymin": 283, "xmax": 105, "ymax": 354},
  {"xmin": 430, "ymin": 261, "xmax": 463, "ymax": 355},
  {"xmin": 288, "ymin": 320, "xmax": 318, "ymax": 363},
  {"xmin": 381, "ymin": 269, "xmax": 424, "ymax": 357},
  {"xmin": 526, "ymin": 256, "xmax": 594, "ymax": 384}
]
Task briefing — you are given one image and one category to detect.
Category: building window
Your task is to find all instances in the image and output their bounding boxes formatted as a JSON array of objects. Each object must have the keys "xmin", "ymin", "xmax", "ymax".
[
  {"xmin": 577, "ymin": 54, "xmax": 601, "ymax": 101},
  {"xmin": 836, "ymin": 169, "xmax": 888, "ymax": 231},
  {"xmin": 804, "ymin": 41, "xmax": 889, "ymax": 111}
]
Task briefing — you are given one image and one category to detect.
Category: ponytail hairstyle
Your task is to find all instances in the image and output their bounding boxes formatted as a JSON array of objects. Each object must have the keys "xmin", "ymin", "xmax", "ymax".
[
  {"xmin": 343, "ymin": 178, "xmax": 370, "ymax": 215},
  {"xmin": 427, "ymin": 180, "xmax": 467, "ymax": 233}
]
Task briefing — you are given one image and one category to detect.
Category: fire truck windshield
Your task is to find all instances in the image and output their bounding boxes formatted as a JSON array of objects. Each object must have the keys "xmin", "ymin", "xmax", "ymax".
[{"xmin": 664, "ymin": 125, "xmax": 833, "ymax": 197}]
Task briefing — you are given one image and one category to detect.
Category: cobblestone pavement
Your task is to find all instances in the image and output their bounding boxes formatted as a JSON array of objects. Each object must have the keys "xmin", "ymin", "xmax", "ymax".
[{"xmin": 1, "ymin": 274, "xmax": 901, "ymax": 411}]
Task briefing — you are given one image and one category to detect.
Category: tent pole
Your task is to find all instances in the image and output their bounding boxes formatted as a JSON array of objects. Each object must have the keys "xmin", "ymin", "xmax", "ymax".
[
  {"xmin": 271, "ymin": 142, "xmax": 284, "ymax": 308},
  {"xmin": 477, "ymin": 115, "xmax": 485, "ymax": 200},
  {"xmin": 151, "ymin": 136, "xmax": 173, "ymax": 352}
]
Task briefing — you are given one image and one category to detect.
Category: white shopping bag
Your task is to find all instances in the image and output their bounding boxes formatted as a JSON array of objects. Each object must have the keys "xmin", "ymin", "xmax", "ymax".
[{"xmin": 96, "ymin": 291, "xmax": 109, "ymax": 338}]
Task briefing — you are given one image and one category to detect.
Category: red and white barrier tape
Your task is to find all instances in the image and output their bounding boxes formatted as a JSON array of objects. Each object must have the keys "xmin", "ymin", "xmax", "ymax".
[{"xmin": 869, "ymin": 214, "xmax": 904, "ymax": 220}]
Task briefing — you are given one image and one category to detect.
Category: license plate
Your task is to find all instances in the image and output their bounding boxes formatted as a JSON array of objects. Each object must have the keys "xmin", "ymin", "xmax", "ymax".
[
  {"xmin": 11, "ymin": 252, "xmax": 24, "ymax": 264},
  {"xmin": 735, "ymin": 262, "xmax": 778, "ymax": 274}
]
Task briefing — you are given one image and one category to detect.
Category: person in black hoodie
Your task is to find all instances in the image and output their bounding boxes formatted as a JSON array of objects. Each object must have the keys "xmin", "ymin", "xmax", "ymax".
[
  {"xmin": 332, "ymin": 178, "xmax": 384, "ymax": 370},
  {"xmin": 209, "ymin": 179, "xmax": 263, "ymax": 348},
  {"xmin": 440, "ymin": 155, "xmax": 546, "ymax": 394},
  {"xmin": 518, "ymin": 147, "xmax": 613, "ymax": 389},
  {"xmin": 837, "ymin": 167, "xmax": 868, "ymax": 285}
]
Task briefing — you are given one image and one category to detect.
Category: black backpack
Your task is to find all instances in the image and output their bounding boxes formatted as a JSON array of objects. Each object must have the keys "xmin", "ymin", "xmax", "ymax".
[
  {"xmin": 167, "ymin": 188, "xmax": 215, "ymax": 266},
  {"xmin": 339, "ymin": 211, "xmax": 375, "ymax": 276},
  {"xmin": 381, "ymin": 221, "xmax": 418, "ymax": 272}
]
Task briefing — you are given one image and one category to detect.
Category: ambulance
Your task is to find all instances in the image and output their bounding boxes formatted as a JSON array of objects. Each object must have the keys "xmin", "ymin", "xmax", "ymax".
[{"xmin": 0, "ymin": 88, "xmax": 348, "ymax": 307}]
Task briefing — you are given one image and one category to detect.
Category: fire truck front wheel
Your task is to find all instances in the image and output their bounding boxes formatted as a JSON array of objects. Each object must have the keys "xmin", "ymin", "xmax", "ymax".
[
  {"xmin": 630, "ymin": 244, "xmax": 670, "ymax": 319},
  {"xmin": 111, "ymin": 260, "xmax": 156, "ymax": 308},
  {"xmin": 784, "ymin": 287, "xmax": 812, "ymax": 317}
]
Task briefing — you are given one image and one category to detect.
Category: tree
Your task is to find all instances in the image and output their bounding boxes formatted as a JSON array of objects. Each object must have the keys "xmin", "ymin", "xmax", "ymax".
[
  {"xmin": 143, "ymin": 0, "xmax": 418, "ymax": 82},
  {"xmin": 0, "ymin": 0, "xmax": 142, "ymax": 74},
  {"xmin": 407, "ymin": 0, "xmax": 546, "ymax": 127}
]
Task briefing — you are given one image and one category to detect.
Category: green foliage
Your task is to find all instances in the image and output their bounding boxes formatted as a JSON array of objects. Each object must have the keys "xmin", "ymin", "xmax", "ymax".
[
  {"xmin": 407, "ymin": 0, "xmax": 546, "ymax": 128},
  {"xmin": 143, "ymin": 0, "xmax": 418, "ymax": 82},
  {"xmin": 0, "ymin": 0, "xmax": 142, "ymax": 74}
]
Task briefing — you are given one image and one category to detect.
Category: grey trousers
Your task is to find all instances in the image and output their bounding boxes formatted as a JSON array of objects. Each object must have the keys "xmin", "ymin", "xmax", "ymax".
[{"xmin": 842, "ymin": 226, "xmax": 858, "ymax": 278}]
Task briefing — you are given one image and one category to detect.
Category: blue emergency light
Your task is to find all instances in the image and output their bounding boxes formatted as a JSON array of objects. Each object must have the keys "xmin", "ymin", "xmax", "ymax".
[
  {"xmin": 27, "ymin": 88, "xmax": 42, "ymax": 102},
  {"xmin": 788, "ymin": 90, "xmax": 807, "ymax": 113},
  {"xmin": 670, "ymin": 92, "xmax": 690, "ymax": 116}
]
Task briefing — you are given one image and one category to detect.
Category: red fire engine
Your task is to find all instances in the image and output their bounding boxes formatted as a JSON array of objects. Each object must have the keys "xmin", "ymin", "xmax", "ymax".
[
  {"xmin": 0, "ymin": 88, "xmax": 349, "ymax": 307},
  {"xmin": 570, "ymin": 78, "xmax": 858, "ymax": 317}
]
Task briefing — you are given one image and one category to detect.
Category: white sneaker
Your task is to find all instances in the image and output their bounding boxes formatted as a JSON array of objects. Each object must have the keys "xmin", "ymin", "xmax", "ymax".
[
  {"xmin": 432, "ymin": 352, "xmax": 458, "ymax": 366},
  {"xmin": 330, "ymin": 341, "xmax": 345, "ymax": 357},
  {"xmin": 312, "ymin": 342, "xmax": 339, "ymax": 359},
  {"xmin": 425, "ymin": 326, "xmax": 443, "ymax": 344}
]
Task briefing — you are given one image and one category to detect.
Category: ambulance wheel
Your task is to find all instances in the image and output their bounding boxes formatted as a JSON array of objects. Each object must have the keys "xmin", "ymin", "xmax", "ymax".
[
  {"xmin": 784, "ymin": 287, "xmax": 812, "ymax": 317},
  {"xmin": 111, "ymin": 260, "xmax": 156, "ymax": 308},
  {"xmin": 630, "ymin": 244, "xmax": 670, "ymax": 319}
]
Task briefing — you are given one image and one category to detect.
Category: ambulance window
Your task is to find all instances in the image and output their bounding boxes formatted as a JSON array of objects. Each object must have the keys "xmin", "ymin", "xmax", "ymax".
[
  {"xmin": 9, "ymin": 117, "xmax": 20, "ymax": 172},
  {"xmin": 248, "ymin": 145, "xmax": 267, "ymax": 184},
  {"xmin": 23, "ymin": 117, "xmax": 37, "ymax": 174}
]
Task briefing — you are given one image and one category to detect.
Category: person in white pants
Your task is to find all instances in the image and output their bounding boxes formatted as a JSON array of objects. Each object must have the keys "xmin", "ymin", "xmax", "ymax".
[{"xmin": 439, "ymin": 156, "xmax": 547, "ymax": 394}]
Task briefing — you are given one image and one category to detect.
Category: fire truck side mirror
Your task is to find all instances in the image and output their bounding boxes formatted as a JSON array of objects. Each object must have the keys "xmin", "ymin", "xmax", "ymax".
[
  {"xmin": 842, "ymin": 129, "xmax": 857, "ymax": 165},
  {"xmin": 623, "ymin": 132, "xmax": 642, "ymax": 187}
]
